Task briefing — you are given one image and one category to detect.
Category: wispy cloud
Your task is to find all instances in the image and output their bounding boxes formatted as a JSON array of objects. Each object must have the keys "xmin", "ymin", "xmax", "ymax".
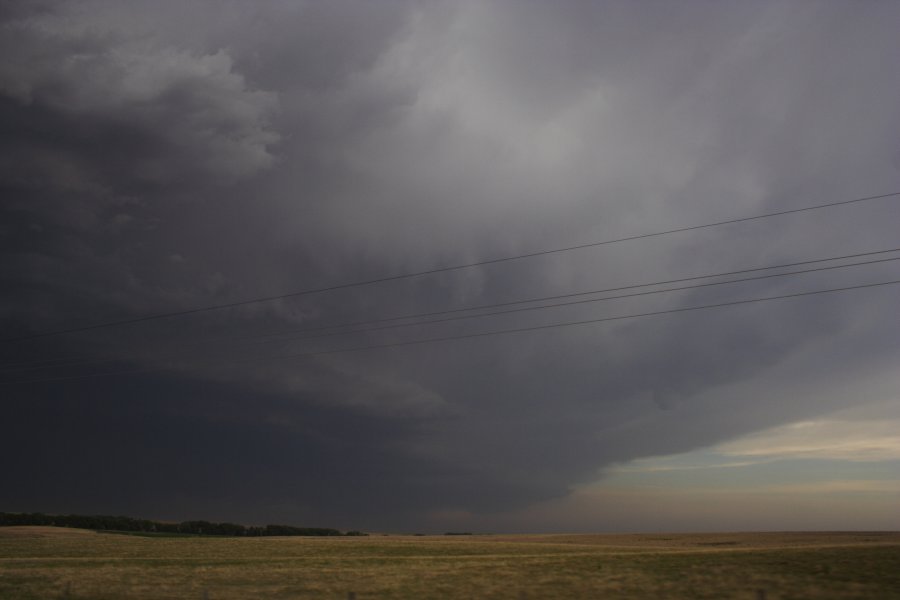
[
  {"xmin": 718, "ymin": 418, "xmax": 900, "ymax": 462},
  {"xmin": 613, "ymin": 459, "xmax": 776, "ymax": 473},
  {"xmin": 750, "ymin": 479, "xmax": 900, "ymax": 494},
  {"xmin": 612, "ymin": 416, "xmax": 900, "ymax": 474}
]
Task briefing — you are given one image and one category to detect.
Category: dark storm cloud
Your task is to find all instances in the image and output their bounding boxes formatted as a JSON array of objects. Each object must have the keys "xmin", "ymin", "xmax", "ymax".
[{"xmin": 1, "ymin": 0, "xmax": 899, "ymax": 530}]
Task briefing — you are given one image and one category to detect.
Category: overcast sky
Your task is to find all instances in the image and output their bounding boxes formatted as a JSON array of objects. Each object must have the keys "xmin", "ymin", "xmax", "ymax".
[{"xmin": 1, "ymin": 0, "xmax": 898, "ymax": 532}]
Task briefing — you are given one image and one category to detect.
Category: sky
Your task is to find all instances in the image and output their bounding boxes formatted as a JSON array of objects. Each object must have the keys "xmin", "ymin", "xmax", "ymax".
[{"xmin": 1, "ymin": 0, "xmax": 898, "ymax": 533}]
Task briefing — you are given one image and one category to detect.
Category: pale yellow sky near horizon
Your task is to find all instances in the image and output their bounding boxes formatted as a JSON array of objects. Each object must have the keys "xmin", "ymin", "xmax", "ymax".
[{"xmin": 423, "ymin": 397, "xmax": 900, "ymax": 533}]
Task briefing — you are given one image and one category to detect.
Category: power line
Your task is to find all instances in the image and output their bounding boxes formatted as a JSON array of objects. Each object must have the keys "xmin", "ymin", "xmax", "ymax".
[
  {"xmin": 287, "ymin": 279, "xmax": 900, "ymax": 358},
  {"xmin": 4, "ymin": 190, "xmax": 898, "ymax": 344},
  {"xmin": 3, "ymin": 277, "xmax": 897, "ymax": 386},
  {"xmin": 4, "ymin": 248, "xmax": 898, "ymax": 375},
  {"xmin": 230, "ymin": 247, "xmax": 900, "ymax": 340},
  {"xmin": 293, "ymin": 256, "xmax": 900, "ymax": 340}
]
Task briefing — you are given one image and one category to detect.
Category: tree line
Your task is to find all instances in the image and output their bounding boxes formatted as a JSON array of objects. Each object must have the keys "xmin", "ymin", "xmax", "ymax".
[{"xmin": 0, "ymin": 512, "xmax": 367, "ymax": 537}]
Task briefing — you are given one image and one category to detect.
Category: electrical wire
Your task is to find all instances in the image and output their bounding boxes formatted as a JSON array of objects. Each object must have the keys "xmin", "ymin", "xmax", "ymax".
[
  {"xmin": 3, "ymin": 277, "xmax": 897, "ymax": 386},
  {"xmin": 3, "ymin": 249, "xmax": 897, "ymax": 375},
  {"xmin": 4, "ymin": 190, "xmax": 898, "ymax": 344}
]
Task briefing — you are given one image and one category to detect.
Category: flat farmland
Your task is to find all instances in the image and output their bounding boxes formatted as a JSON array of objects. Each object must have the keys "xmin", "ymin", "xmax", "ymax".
[{"xmin": 1, "ymin": 527, "xmax": 899, "ymax": 599}]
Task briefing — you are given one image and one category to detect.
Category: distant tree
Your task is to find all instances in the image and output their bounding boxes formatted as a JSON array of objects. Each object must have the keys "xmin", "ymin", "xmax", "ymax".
[{"xmin": 0, "ymin": 512, "xmax": 348, "ymax": 538}]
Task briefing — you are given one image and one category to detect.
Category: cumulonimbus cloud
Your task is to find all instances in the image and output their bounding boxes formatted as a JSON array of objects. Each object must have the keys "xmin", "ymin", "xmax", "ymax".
[{"xmin": 0, "ymin": 5, "xmax": 279, "ymax": 190}]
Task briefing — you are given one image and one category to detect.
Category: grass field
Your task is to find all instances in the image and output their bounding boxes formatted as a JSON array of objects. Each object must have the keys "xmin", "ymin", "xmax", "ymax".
[{"xmin": 1, "ymin": 527, "xmax": 899, "ymax": 599}]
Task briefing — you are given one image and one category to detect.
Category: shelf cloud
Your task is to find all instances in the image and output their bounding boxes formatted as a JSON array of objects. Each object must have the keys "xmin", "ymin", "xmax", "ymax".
[{"xmin": 2, "ymin": 0, "xmax": 899, "ymax": 531}]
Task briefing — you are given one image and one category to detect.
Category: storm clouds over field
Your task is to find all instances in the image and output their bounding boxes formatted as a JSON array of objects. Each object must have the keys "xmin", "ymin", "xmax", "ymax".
[{"xmin": 2, "ymin": 1, "xmax": 899, "ymax": 531}]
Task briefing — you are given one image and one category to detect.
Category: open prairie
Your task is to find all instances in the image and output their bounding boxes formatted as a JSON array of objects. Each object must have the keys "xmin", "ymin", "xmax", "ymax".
[{"xmin": 1, "ymin": 527, "xmax": 899, "ymax": 599}]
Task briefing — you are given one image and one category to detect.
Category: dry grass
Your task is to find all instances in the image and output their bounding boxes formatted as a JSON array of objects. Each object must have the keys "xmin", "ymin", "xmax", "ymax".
[
  {"xmin": 0, "ymin": 526, "xmax": 99, "ymax": 539},
  {"xmin": 1, "ymin": 527, "xmax": 899, "ymax": 599}
]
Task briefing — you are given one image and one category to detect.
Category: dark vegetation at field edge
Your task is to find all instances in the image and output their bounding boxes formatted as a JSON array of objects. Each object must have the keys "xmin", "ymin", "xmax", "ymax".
[{"xmin": 0, "ymin": 512, "xmax": 367, "ymax": 537}]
